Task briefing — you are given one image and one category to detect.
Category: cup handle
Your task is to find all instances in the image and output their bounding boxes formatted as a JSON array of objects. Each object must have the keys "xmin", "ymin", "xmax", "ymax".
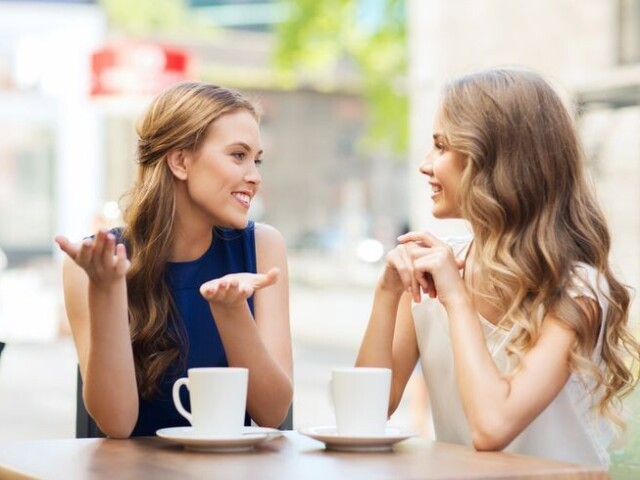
[{"xmin": 172, "ymin": 377, "xmax": 192, "ymax": 423}]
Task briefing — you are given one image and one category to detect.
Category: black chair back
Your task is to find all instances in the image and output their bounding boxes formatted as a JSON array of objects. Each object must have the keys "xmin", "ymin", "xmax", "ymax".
[{"xmin": 75, "ymin": 367, "xmax": 105, "ymax": 438}]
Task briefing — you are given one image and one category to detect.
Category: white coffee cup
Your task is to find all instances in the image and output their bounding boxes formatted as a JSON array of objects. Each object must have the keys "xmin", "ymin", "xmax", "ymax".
[
  {"xmin": 172, "ymin": 367, "xmax": 248, "ymax": 437},
  {"xmin": 330, "ymin": 367, "xmax": 391, "ymax": 436}
]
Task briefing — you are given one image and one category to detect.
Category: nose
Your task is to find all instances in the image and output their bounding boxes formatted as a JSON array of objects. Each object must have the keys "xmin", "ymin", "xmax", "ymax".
[
  {"xmin": 245, "ymin": 161, "xmax": 262, "ymax": 186},
  {"xmin": 419, "ymin": 153, "xmax": 433, "ymax": 176}
]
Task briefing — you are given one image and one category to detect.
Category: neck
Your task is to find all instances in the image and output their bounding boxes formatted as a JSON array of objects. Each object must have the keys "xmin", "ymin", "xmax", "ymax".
[
  {"xmin": 169, "ymin": 223, "xmax": 213, "ymax": 262},
  {"xmin": 169, "ymin": 184, "xmax": 215, "ymax": 262}
]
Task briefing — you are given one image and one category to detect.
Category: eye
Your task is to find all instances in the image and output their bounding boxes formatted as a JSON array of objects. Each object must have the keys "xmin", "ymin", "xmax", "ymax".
[
  {"xmin": 255, "ymin": 158, "xmax": 263, "ymax": 166},
  {"xmin": 232, "ymin": 152, "xmax": 246, "ymax": 160},
  {"xmin": 434, "ymin": 142, "xmax": 445, "ymax": 152}
]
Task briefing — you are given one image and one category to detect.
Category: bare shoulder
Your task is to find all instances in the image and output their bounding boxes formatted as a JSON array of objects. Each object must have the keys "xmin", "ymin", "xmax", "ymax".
[
  {"xmin": 539, "ymin": 313, "xmax": 577, "ymax": 349},
  {"xmin": 254, "ymin": 222, "xmax": 287, "ymax": 251}
]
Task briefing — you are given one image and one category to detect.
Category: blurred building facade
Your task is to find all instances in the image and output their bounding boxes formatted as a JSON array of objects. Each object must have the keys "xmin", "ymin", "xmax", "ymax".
[
  {"xmin": 0, "ymin": 0, "xmax": 407, "ymax": 286},
  {"xmin": 5, "ymin": 0, "xmax": 636, "ymax": 297},
  {"xmin": 0, "ymin": 0, "xmax": 106, "ymax": 266},
  {"xmin": 407, "ymin": 0, "xmax": 640, "ymax": 320}
]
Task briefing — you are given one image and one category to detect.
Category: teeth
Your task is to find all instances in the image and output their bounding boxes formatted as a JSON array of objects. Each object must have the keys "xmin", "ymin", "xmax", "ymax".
[
  {"xmin": 432, "ymin": 185, "xmax": 442, "ymax": 193},
  {"xmin": 232, "ymin": 193, "xmax": 251, "ymax": 204}
]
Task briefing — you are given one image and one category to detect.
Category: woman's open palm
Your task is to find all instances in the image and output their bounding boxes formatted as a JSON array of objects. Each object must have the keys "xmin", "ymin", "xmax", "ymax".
[
  {"xmin": 200, "ymin": 268, "xmax": 280, "ymax": 306},
  {"xmin": 55, "ymin": 230, "xmax": 129, "ymax": 285}
]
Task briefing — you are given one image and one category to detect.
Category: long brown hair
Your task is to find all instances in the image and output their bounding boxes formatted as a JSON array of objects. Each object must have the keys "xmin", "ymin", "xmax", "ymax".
[
  {"xmin": 439, "ymin": 68, "xmax": 639, "ymax": 426},
  {"xmin": 122, "ymin": 82, "xmax": 257, "ymax": 399}
]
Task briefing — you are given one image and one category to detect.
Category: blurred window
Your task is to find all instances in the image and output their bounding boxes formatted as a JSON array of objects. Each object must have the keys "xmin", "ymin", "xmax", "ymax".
[
  {"xmin": 619, "ymin": 0, "xmax": 640, "ymax": 64},
  {"xmin": 0, "ymin": 123, "xmax": 54, "ymax": 259}
]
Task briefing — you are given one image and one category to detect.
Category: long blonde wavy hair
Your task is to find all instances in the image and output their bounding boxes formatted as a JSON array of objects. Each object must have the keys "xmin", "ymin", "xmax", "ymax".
[
  {"xmin": 438, "ymin": 68, "xmax": 639, "ymax": 426},
  {"xmin": 122, "ymin": 82, "xmax": 257, "ymax": 399}
]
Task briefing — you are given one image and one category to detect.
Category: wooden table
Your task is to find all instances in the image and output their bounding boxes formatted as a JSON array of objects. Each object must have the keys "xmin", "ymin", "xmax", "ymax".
[{"xmin": 0, "ymin": 432, "xmax": 608, "ymax": 480}]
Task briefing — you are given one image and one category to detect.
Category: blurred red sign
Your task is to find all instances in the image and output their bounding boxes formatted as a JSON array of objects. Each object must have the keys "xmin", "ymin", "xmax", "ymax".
[{"xmin": 91, "ymin": 43, "xmax": 191, "ymax": 96}]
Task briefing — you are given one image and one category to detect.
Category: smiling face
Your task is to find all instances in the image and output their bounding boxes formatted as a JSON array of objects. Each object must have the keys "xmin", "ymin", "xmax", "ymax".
[
  {"xmin": 419, "ymin": 110, "xmax": 467, "ymax": 219},
  {"xmin": 180, "ymin": 108, "xmax": 263, "ymax": 229}
]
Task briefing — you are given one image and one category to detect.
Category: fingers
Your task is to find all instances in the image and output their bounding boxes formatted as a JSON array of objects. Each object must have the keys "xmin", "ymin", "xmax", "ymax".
[
  {"xmin": 386, "ymin": 247, "xmax": 414, "ymax": 294},
  {"xmin": 78, "ymin": 230, "xmax": 110, "ymax": 269},
  {"xmin": 55, "ymin": 235, "xmax": 81, "ymax": 259},
  {"xmin": 200, "ymin": 268, "xmax": 281, "ymax": 305},
  {"xmin": 101, "ymin": 232, "xmax": 116, "ymax": 268},
  {"xmin": 425, "ymin": 273, "xmax": 437, "ymax": 298},
  {"xmin": 56, "ymin": 231, "xmax": 129, "ymax": 282},
  {"xmin": 254, "ymin": 267, "xmax": 280, "ymax": 289},
  {"xmin": 200, "ymin": 277, "xmax": 253, "ymax": 304},
  {"xmin": 399, "ymin": 246, "xmax": 420, "ymax": 303},
  {"xmin": 93, "ymin": 229, "xmax": 107, "ymax": 260},
  {"xmin": 397, "ymin": 230, "xmax": 442, "ymax": 248},
  {"xmin": 115, "ymin": 243, "xmax": 130, "ymax": 276},
  {"xmin": 384, "ymin": 241, "xmax": 436, "ymax": 302},
  {"xmin": 401, "ymin": 240, "xmax": 465, "ymax": 301},
  {"xmin": 200, "ymin": 279, "xmax": 224, "ymax": 299},
  {"xmin": 76, "ymin": 239, "xmax": 94, "ymax": 266}
]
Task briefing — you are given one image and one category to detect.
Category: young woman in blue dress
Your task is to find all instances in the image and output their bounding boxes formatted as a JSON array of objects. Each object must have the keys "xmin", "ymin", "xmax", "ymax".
[
  {"xmin": 56, "ymin": 82, "xmax": 292, "ymax": 438},
  {"xmin": 356, "ymin": 68, "xmax": 639, "ymax": 467}
]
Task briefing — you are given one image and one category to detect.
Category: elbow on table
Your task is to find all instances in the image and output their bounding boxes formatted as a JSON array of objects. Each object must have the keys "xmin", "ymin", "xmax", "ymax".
[
  {"xmin": 98, "ymin": 417, "xmax": 136, "ymax": 439},
  {"xmin": 84, "ymin": 390, "xmax": 138, "ymax": 439},
  {"xmin": 104, "ymin": 428, "xmax": 133, "ymax": 439},
  {"xmin": 470, "ymin": 419, "xmax": 514, "ymax": 452},
  {"xmin": 259, "ymin": 409, "xmax": 290, "ymax": 429},
  {"xmin": 255, "ymin": 383, "xmax": 294, "ymax": 429},
  {"xmin": 92, "ymin": 411, "xmax": 137, "ymax": 439},
  {"xmin": 255, "ymin": 403, "xmax": 292, "ymax": 429}
]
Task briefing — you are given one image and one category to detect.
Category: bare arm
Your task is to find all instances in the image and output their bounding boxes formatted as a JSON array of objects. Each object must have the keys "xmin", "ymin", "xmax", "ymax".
[
  {"xmin": 57, "ymin": 231, "xmax": 138, "ymax": 438},
  {"xmin": 399, "ymin": 231, "xmax": 581, "ymax": 450},
  {"xmin": 199, "ymin": 223, "xmax": 292, "ymax": 427},
  {"xmin": 447, "ymin": 296, "xmax": 576, "ymax": 450},
  {"xmin": 356, "ymin": 243, "xmax": 421, "ymax": 416}
]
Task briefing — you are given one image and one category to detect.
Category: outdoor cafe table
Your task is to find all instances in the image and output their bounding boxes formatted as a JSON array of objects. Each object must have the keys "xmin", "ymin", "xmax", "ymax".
[{"xmin": 0, "ymin": 431, "xmax": 607, "ymax": 480}]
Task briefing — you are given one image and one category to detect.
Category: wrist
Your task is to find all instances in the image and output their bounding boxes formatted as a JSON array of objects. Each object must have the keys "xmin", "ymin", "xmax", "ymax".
[
  {"xmin": 88, "ymin": 277, "xmax": 126, "ymax": 295},
  {"xmin": 209, "ymin": 301, "xmax": 250, "ymax": 318},
  {"xmin": 375, "ymin": 282, "xmax": 404, "ymax": 301},
  {"xmin": 442, "ymin": 290, "xmax": 473, "ymax": 314}
]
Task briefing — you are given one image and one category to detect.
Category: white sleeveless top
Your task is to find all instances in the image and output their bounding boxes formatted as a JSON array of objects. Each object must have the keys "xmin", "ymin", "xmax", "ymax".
[{"xmin": 412, "ymin": 236, "xmax": 614, "ymax": 467}]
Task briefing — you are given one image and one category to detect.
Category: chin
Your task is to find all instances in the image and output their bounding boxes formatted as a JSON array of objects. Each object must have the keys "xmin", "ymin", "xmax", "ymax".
[
  {"xmin": 431, "ymin": 208, "xmax": 445, "ymax": 219},
  {"xmin": 223, "ymin": 216, "xmax": 250, "ymax": 230},
  {"xmin": 431, "ymin": 208, "xmax": 454, "ymax": 220}
]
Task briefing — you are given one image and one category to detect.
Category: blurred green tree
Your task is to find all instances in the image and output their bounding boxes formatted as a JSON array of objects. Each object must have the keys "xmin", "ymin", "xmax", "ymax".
[
  {"xmin": 100, "ymin": 0, "xmax": 190, "ymax": 33},
  {"xmin": 274, "ymin": 0, "xmax": 408, "ymax": 154},
  {"xmin": 100, "ymin": 0, "xmax": 408, "ymax": 153}
]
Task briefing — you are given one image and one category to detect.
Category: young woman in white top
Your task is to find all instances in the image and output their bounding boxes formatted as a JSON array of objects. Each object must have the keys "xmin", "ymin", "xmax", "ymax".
[{"xmin": 356, "ymin": 68, "xmax": 639, "ymax": 467}]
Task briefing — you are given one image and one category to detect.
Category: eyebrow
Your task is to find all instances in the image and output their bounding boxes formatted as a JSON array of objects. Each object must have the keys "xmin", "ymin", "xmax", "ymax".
[
  {"xmin": 432, "ymin": 133, "xmax": 445, "ymax": 142},
  {"xmin": 228, "ymin": 142, "xmax": 263, "ymax": 155}
]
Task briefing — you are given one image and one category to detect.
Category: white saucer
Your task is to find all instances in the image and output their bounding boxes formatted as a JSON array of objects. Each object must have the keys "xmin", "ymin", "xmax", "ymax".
[
  {"xmin": 298, "ymin": 426, "xmax": 419, "ymax": 452},
  {"xmin": 156, "ymin": 426, "xmax": 282, "ymax": 452}
]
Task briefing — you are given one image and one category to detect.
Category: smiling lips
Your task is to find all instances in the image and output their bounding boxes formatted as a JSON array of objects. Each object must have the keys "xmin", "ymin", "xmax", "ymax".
[
  {"xmin": 231, "ymin": 192, "xmax": 252, "ymax": 208},
  {"xmin": 429, "ymin": 183, "xmax": 442, "ymax": 198}
]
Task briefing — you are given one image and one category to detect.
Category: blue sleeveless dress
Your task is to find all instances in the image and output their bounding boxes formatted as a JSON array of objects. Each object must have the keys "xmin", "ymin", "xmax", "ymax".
[{"xmin": 127, "ymin": 223, "xmax": 257, "ymax": 436}]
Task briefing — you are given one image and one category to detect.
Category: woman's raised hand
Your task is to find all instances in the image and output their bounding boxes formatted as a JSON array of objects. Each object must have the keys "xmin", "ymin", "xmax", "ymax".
[
  {"xmin": 55, "ymin": 230, "xmax": 130, "ymax": 285},
  {"xmin": 379, "ymin": 241, "xmax": 434, "ymax": 302},
  {"xmin": 200, "ymin": 267, "xmax": 280, "ymax": 306},
  {"xmin": 396, "ymin": 231, "xmax": 466, "ymax": 306}
]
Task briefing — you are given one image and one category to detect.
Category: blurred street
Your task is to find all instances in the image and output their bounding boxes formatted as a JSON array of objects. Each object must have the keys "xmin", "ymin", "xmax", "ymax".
[{"xmin": 0, "ymin": 282, "xmax": 424, "ymax": 441}]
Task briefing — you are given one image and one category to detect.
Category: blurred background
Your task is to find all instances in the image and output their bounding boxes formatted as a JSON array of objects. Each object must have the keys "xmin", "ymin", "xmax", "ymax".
[{"xmin": 0, "ymin": 0, "xmax": 638, "ymax": 477}]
